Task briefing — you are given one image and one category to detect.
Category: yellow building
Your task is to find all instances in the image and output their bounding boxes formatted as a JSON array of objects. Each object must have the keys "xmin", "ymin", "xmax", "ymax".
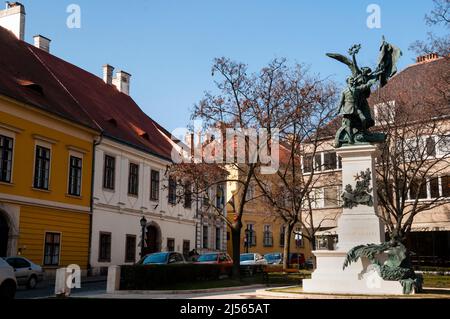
[
  {"xmin": 225, "ymin": 164, "xmax": 313, "ymax": 261},
  {"xmin": 226, "ymin": 210, "xmax": 313, "ymax": 261},
  {"xmin": 0, "ymin": 25, "xmax": 100, "ymax": 275}
]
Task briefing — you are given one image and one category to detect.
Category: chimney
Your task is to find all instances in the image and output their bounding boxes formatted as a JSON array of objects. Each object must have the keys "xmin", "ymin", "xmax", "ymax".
[
  {"xmin": 102, "ymin": 64, "xmax": 114, "ymax": 85},
  {"xmin": 416, "ymin": 53, "xmax": 439, "ymax": 64},
  {"xmin": 0, "ymin": 2, "xmax": 25, "ymax": 40},
  {"xmin": 112, "ymin": 70, "xmax": 131, "ymax": 95},
  {"xmin": 33, "ymin": 35, "xmax": 50, "ymax": 53}
]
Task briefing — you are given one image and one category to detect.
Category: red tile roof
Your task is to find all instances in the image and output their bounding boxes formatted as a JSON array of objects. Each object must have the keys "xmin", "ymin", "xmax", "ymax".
[
  {"xmin": 0, "ymin": 26, "xmax": 175, "ymax": 161},
  {"xmin": 0, "ymin": 27, "xmax": 99, "ymax": 130}
]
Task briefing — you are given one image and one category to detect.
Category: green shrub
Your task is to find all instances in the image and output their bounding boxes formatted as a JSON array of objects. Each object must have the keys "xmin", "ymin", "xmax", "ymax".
[{"xmin": 120, "ymin": 264, "xmax": 232, "ymax": 290}]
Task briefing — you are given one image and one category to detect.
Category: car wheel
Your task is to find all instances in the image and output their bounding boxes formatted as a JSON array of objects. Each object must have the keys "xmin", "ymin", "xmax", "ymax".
[
  {"xmin": 27, "ymin": 276, "xmax": 38, "ymax": 289},
  {"xmin": 0, "ymin": 280, "xmax": 17, "ymax": 300}
]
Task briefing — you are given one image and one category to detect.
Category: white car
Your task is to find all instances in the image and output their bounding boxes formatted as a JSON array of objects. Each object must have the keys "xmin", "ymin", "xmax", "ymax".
[
  {"xmin": 0, "ymin": 258, "xmax": 17, "ymax": 299},
  {"xmin": 5, "ymin": 256, "xmax": 45, "ymax": 289},
  {"xmin": 239, "ymin": 253, "xmax": 268, "ymax": 265}
]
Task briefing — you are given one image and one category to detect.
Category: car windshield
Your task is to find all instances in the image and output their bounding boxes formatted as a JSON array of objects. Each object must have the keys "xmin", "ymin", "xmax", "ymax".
[
  {"xmin": 265, "ymin": 254, "xmax": 281, "ymax": 261},
  {"xmin": 197, "ymin": 254, "xmax": 218, "ymax": 262},
  {"xmin": 240, "ymin": 254, "xmax": 254, "ymax": 262},
  {"xmin": 141, "ymin": 253, "xmax": 168, "ymax": 264}
]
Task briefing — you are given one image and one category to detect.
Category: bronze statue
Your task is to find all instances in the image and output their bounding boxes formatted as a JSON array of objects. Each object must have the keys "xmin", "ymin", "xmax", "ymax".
[{"xmin": 328, "ymin": 37, "xmax": 402, "ymax": 148}]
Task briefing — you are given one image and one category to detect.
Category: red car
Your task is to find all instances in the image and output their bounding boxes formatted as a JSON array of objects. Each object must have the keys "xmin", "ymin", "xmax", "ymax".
[
  {"xmin": 288, "ymin": 253, "xmax": 306, "ymax": 266},
  {"xmin": 194, "ymin": 252, "xmax": 233, "ymax": 265}
]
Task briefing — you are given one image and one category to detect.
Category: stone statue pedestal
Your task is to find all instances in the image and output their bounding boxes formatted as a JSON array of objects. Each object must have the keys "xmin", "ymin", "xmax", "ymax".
[{"xmin": 303, "ymin": 144, "xmax": 407, "ymax": 295}]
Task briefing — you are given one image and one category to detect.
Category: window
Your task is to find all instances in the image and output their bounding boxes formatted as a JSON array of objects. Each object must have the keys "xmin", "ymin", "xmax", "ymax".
[
  {"xmin": 202, "ymin": 226, "xmax": 208, "ymax": 249},
  {"xmin": 215, "ymin": 227, "xmax": 221, "ymax": 250},
  {"xmin": 68, "ymin": 156, "xmax": 82, "ymax": 196},
  {"xmin": 426, "ymin": 137, "xmax": 436, "ymax": 157},
  {"xmin": 128, "ymin": 163, "xmax": 139, "ymax": 195},
  {"xmin": 410, "ymin": 179, "xmax": 427, "ymax": 200},
  {"xmin": 437, "ymin": 135, "xmax": 450, "ymax": 156},
  {"xmin": 98, "ymin": 232, "xmax": 111, "ymax": 262},
  {"xmin": 263, "ymin": 225, "xmax": 273, "ymax": 247},
  {"xmin": 314, "ymin": 154, "xmax": 322, "ymax": 171},
  {"xmin": 430, "ymin": 177, "xmax": 439, "ymax": 199},
  {"xmin": 150, "ymin": 170, "xmax": 160, "ymax": 201},
  {"xmin": 203, "ymin": 192, "xmax": 210, "ymax": 207},
  {"xmin": 303, "ymin": 155, "xmax": 313, "ymax": 173},
  {"xmin": 7, "ymin": 257, "xmax": 30, "ymax": 269},
  {"xmin": 168, "ymin": 177, "xmax": 177, "ymax": 204},
  {"xmin": 294, "ymin": 227, "xmax": 304, "ymax": 248},
  {"xmin": 216, "ymin": 185, "xmax": 225, "ymax": 209},
  {"xmin": 44, "ymin": 232, "xmax": 60, "ymax": 266},
  {"xmin": 184, "ymin": 182, "xmax": 192, "ymax": 208},
  {"xmin": 374, "ymin": 101, "xmax": 396, "ymax": 124},
  {"xmin": 0, "ymin": 135, "xmax": 13, "ymax": 183},
  {"xmin": 442, "ymin": 176, "xmax": 450, "ymax": 197},
  {"xmin": 226, "ymin": 232, "xmax": 230, "ymax": 241},
  {"xmin": 247, "ymin": 224, "xmax": 256, "ymax": 246},
  {"xmin": 167, "ymin": 238, "xmax": 175, "ymax": 252},
  {"xmin": 34, "ymin": 145, "xmax": 50, "ymax": 190},
  {"xmin": 324, "ymin": 186, "xmax": 339, "ymax": 208},
  {"xmin": 323, "ymin": 152, "xmax": 337, "ymax": 170},
  {"xmin": 310, "ymin": 188, "xmax": 324, "ymax": 209},
  {"xmin": 245, "ymin": 183, "xmax": 255, "ymax": 201},
  {"xmin": 280, "ymin": 225, "xmax": 286, "ymax": 247},
  {"xmin": 103, "ymin": 155, "xmax": 115, "ymax": 190},
  {"xmin": 183, "ymin": 240, "xmax": 190, "ymax": 257},
  {"xmin": 124, "ymin": 235, "xmax": 136, "ymax": 263}
]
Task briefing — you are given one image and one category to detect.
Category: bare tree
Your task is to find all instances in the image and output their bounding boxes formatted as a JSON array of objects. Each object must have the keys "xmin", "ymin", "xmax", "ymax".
[
  {"xmin": 251, "ymin": 70, "xmax": 339, "ymax": 268},
  {"xmin": 410, "ymin": 0, "xmax": 449, "ymax": 57}
]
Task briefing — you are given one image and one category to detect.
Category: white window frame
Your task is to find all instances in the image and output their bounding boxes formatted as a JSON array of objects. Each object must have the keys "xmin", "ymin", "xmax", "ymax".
[
  {"xmin": 0, "ymin": 126, "xmax": 17, "ymax": 184},
  {"xmin": 67, "ymin": 150, "xmax": 84, "ymax": 197},
  {"xmin": 32, "ymin": 139, "xmax": 54, "ymax": 191}
]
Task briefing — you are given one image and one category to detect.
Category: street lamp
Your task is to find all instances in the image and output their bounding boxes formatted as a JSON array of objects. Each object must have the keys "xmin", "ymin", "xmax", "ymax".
[
  {"xmin": 245, "ymin": 227, "xmax": 250, "ymax": 253},
  {"xmin": 140, "ymin": 216, "xmax": 147, "ymax": 258}
]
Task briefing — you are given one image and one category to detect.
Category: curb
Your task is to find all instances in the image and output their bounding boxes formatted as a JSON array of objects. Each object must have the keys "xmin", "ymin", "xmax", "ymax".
[{"xmin": 111, "ymin": 284, "xmax": 266, "ymax": 295}]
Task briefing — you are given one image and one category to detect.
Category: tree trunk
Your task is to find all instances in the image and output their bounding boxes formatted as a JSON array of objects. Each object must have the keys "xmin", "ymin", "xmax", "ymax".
[
  {"xmin": 282, "ymin": 223, "xmax": 294, "ymax": 270},
  {"xmin": 231, "ymin": 227, "xmax": 241, "ymax": 279}
]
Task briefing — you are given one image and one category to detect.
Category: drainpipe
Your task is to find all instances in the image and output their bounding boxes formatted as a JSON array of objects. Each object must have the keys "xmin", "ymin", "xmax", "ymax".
[{"xmin": 87, "ymin": 132, "xmax": 103, "ymax": 277}]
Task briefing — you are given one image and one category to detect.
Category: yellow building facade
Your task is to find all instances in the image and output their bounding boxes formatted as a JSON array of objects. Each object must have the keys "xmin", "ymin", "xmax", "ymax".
[
  {"xmin": 0, "ymin": 95, "xmax": 98, "ymax": 273},
  {"xmin": 226, "ymin": 210, "xmax": 313, "ymax": 260}
]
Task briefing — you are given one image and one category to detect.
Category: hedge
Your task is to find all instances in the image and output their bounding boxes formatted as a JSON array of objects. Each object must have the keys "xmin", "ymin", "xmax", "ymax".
[{"xmin": 120, "ymin": 264, "xmax": 233, "ymax": 290}]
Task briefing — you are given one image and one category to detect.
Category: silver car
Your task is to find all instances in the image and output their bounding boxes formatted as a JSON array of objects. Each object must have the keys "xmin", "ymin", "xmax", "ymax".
[
  {"xmin": 4, "ymin": 256, "xmax": 44, "ymax": 289},
  {"xmin": 240, "ymin": 253, "xmax": 268, "ymax": 265}
]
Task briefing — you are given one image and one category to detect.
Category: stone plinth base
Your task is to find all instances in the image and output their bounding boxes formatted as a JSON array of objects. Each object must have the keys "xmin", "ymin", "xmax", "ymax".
[{"xmin": 303, "ymin": 250, "xmax": 408, "ymax": 295}]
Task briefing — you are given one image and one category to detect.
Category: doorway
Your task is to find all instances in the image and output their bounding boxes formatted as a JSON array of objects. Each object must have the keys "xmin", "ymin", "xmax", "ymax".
[{"xmin": 143, "ymin": 223, "xmax": 161, "ymax": 255}]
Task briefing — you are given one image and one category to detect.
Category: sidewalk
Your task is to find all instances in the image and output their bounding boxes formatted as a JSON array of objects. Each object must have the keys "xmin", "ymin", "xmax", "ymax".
[
  {"xmin": 77, "ymin": 285, "xmax": 450, "ymax": 299},
  {"xmin": 41, "ymin": 275, "xmax": 107, "ymax": 286}
]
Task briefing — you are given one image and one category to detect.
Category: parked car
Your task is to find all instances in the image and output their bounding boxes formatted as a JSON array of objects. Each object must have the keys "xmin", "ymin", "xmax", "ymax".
[
  {"xmin": 194, "ymin": 253, "xmax": 233, "ymax": 265},
  {"xmin": 304, "ymin": 258, "xmax": 314, "ymax": 270},
  {"xmin": 4, "ymin": 256, "xmax": 44, "ymax": 289},
  {"xmin": 287, "ymin": 253, "xmax": 306, "ymax": 266},
  {"xmin": 0, "ymin": 258, "xmax": 17, "ymax": 299},
  {"xmin": 239, "ymin": 253, "xmax": 268, "ymax": 265},
  {"xmin": 263, "ymin": 253, "xmax": 306, "ymax": 267},
  {"xmin": 138, "ymin": 252, "xmax": 186, "ymax": 265},
  {"xmin": 263, "ymin": 252, "xmax": 282, "ymax": 265}
]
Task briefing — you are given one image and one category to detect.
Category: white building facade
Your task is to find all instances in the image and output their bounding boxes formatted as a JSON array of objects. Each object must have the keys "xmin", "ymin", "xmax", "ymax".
[{"xmin": 89, "ymin": 138, "xmax": 197, "ymax": 275}]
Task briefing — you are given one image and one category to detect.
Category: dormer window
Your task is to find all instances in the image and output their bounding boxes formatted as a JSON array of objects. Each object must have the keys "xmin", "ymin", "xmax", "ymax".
[
  {"xmin": 17, "ymin": 79, "xmax": 44, "ymax": 95},
  {"xmin": 106, "ymin": 118, "xmax": 118, "ymax": 127}
]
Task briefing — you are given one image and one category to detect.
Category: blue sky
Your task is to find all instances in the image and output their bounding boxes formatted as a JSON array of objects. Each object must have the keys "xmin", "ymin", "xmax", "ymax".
[{"xmin": 18, "ymin": 0, "xmax": 445, "ymax": 132}]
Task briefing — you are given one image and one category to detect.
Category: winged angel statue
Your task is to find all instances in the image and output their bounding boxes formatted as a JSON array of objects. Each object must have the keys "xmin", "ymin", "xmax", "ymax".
[{"xmin": 328, "ymin": 37, "xmax": 402, "ymax": 147}]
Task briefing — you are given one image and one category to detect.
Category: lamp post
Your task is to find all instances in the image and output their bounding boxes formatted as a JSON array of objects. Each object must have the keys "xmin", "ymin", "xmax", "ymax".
[
  {"xmin": 245, "ymin": 227, "xmax": 250, "ymax": 253},
  {"xmin": 140, "ymin": 216, "xmax": 147, "ymax": 257}
]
